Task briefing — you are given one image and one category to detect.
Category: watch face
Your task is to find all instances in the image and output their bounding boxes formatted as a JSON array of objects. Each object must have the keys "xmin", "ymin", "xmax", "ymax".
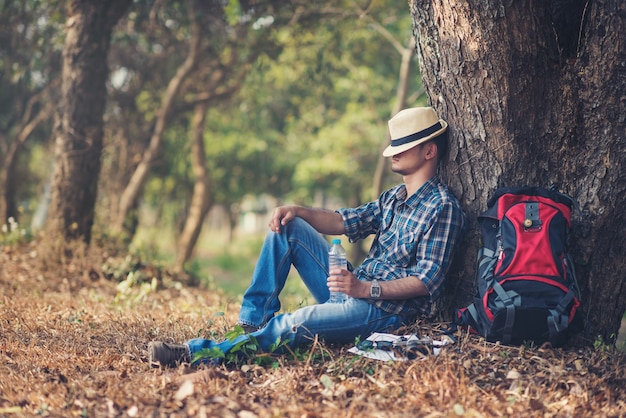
[{"xmin": 371, "ymin": 282, "xmax": 381, "ymax": 298}]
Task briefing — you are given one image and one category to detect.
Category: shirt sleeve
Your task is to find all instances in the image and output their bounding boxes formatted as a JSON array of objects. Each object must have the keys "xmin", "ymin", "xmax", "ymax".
[
  {"xmin": 336, "ymin": 200, "xmax": 382, "ymax": 243},
  {"xmin": 409, "ymin": 199, "xmax": 466, "ymax": 300}
]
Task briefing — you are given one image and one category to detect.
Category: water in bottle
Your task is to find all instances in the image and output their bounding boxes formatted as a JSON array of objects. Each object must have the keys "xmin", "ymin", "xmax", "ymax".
[{"xmin": 328, "ymin": 238, "xmax": 348, "ymax": 303}]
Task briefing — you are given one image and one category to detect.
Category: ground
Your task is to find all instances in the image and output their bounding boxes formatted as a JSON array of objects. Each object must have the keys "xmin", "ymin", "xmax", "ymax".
[{"xmin": 1, "ymin": 241, "xmax": 625, "ymax": 417}]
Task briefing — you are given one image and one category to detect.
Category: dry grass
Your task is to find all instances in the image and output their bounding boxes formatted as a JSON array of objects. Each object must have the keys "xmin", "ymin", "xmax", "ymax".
[{"xmin": 1, "ymin": 241, "xmax": 625, "ymax": 417}]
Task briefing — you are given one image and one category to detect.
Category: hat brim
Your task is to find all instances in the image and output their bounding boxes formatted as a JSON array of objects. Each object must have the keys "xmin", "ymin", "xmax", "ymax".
[{"xmin": 382, "ymin": 120, "xmax": 448, "ymax": 157}]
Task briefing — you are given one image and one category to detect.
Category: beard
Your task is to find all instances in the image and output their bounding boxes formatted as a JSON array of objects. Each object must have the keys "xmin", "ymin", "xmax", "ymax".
[
  {"xmin": 391, "ymin": 166, "xmax": 409, "ymax": 176},
  {"xmin": 391, "ymin": 160, "xmax": 413, "ymax": 176}
]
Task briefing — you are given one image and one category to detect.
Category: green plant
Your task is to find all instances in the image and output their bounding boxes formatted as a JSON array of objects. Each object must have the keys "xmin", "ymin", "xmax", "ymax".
[
  {"xmin": 1, "ymin": 217, "xmax": 32, "ymax": 246},
  {"xmin": 192, "ymin": 325, "xmax": 299, "ymax": 368},
  {"xmin": 593, "ymin": 334, "xmax": 619, "ymax": 353},
  {"xmin": 101, "ymin": 254, "xmax": 145, "ymax": 282},
  {"xmin": 114, "ymin": 271, "xmax": 158, "ymax": 305}
]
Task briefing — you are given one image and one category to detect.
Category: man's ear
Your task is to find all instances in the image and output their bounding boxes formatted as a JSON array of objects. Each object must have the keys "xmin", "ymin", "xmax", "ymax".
[{"xmin": 424, "ymin": 142, "xmax": 438, "ymax": 160}]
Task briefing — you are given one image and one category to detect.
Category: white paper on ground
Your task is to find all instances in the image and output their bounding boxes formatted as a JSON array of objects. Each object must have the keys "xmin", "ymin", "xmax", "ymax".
[{"xmin": 347, "ymin": 332, "xmax": 452, "ymax": 361}]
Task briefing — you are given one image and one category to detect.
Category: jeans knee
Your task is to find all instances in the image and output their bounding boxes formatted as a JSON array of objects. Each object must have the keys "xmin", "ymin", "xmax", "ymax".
[{"xmin": 281, "ymin": 217, "xmax": 311, "ymax": 236}]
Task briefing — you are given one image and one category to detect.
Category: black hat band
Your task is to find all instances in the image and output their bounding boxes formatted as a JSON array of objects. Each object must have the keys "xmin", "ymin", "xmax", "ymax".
[{"xmin": 390, "ymin": 122, "xmax": 443, "ymax": 147}]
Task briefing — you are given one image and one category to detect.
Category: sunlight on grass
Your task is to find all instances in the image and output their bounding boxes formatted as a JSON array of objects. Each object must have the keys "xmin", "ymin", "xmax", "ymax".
[{"xmin": 132, "ymin": 225, "xmax": 315, "ymax": 309}]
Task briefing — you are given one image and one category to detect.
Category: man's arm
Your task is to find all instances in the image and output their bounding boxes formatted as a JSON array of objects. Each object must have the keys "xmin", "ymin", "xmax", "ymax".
[
  {"xmin": 369, "ymin": 276, "xmax": 428, "ymax": 299},
  {"xmin": 330, "ymin": 198, "xmax": 466, "ymax": 301},
  {"xmin": 329, "ymin": 272, "xmax": 428, "ymax": 300},
  {"xmin": 269, "ymin": 205, "xmax": 345, "ymax": 235}
]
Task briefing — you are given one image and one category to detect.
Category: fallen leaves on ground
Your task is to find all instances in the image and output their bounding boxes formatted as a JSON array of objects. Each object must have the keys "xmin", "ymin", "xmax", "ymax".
[{"xmin": 0, "ymin": 242, "xmax": 624, "ymax": 417}]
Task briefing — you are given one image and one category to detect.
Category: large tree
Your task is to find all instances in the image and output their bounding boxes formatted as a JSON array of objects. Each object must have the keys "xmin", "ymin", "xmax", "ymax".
[
  {"xmin": 46, "ymin": 0, "xmax": 132, "ymax": 245},
  {"xmin": 411, "ymin": 0, "xmax": 625, "ymax": 344}
]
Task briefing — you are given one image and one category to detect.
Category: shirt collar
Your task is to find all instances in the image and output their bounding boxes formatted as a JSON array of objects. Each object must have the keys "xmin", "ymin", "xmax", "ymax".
[{"xmin": 398, "ymin": 175, "xmax": 440, "ymax": 207}]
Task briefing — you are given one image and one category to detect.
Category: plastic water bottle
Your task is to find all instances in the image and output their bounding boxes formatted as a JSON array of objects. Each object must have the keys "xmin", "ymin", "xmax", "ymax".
[{"xmin": 328, "ymin": 238, "xmax": 348, "ymax": 303}]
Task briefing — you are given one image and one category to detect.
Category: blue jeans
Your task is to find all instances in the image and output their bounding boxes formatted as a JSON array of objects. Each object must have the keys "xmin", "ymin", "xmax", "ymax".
[{"xmin": 186, "ymin": 218, "xmax": 409, "ymax": 361}]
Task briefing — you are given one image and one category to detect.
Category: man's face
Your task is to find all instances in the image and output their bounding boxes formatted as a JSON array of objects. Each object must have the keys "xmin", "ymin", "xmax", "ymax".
[{"xmin": 390, "ymin": 143, "xmax": 429, "ymax": 176}]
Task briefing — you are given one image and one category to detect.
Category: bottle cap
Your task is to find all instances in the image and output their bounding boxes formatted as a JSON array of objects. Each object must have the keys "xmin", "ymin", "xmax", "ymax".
[{"xmin": 332, "ymin": 238, "xmax": 341, "ymax": 244}]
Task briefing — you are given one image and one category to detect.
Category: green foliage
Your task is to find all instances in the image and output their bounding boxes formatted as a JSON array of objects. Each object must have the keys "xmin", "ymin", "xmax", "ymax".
[
  {"xmin": 204, "ymin": 109, "xmax": 292, "ymax": 205},
  {"xmin": 593, "ymin": 334, "xmax": 620, "ymax": 353},
  {"xmin": 192, "ymin": 326, "xmax": 380, "ymax": 373},
  {"xmin": 5, "ymin": 0, "xmax": 422, "ymax": 275},
  {"xmin": 101, "ymin": 254, "xmax": 147, "ymax": 282},
  {"xmin": 0, "ymin": 0, "xmax": 63, "ymax": 224},
  {"xmin": 193, "ymin": 326, "xmax": 292, "ymax": 368},
  {"xmin": 224, "ymin": 0, "xmax": 242, "ymax": 26},
  {"xmin": 229, "ymin": 3, "xmax": 418, "ymax": 207},
  {"xmin": 191, "ymin": 232, "xmax": 266, "ymax": 295},
  {"xmin": 0, "ymin": 218, "xmax": 32, "ymax": 247},
  {"xmin": 114, "ymin": 272, "xmax": 158, "ymax": 306},
  {"xmin": 290, "ymin": 105, "xmax": 384, "ymax": 204},
  {"xmin": 101, "ymin": 253, "xmax": 163, "ymax": 305}
]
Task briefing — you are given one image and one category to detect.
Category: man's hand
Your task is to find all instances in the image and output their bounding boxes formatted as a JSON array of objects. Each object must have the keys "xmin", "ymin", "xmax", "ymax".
[
  {"xmin": 327, "ymin": 268, "xmax": 368, "ymax": 298},
  {"xmin": 269, "ymin": 205, "xmax": 299, "ymax": 233}
]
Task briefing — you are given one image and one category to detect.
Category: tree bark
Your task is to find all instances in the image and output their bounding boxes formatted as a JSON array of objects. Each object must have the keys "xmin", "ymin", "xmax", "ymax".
[
  {"xmin": 46, "ymin": 0, "xmax": 131, "ymax": 244},
  {"xmin": 174, "ymin": 103, "xmax": 213, "ymax": 273},
  {"xmin": 411, "ymin": 0, "xmax": 626, "ymax": 344}
]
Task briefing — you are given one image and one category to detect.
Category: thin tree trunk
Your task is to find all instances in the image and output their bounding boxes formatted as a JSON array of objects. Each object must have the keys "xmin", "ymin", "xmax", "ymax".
[
  {"xmin": 174, "ymin": 103, "xmax": 213, "ymax": 273},
  {"xmin": 411, "ymin": 0, "xmax": 626, "ymax": 344},
  {"xmin": 0, "ymin": 80, "xmax": 59, "ymax": 223},
  {"xmin": 113, "ymin": 12, "xmax": 202, "ymax": 234},
  {"xmin": 0, "ymin": 97, "xmax": 54, "ymax": 224},
  {"xmin": 372, "ymin": 34, "xmax": 416, "ymax": 200}
]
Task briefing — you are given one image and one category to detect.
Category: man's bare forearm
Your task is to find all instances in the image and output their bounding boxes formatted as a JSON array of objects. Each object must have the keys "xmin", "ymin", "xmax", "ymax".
[
  {"xmin": 333, "ymin": 272, "xmax": 430, "ymax": 300},
  {"xmin": 292, "ymin": 206, "xmax": 345, "ymax": 235},
  {"xmin": 269, "ymin": 205, "xmax": 345, "ymax": 235},
  {"xmin": 374, "ymin": 276, "xmax": 429, "ymax": 299}
]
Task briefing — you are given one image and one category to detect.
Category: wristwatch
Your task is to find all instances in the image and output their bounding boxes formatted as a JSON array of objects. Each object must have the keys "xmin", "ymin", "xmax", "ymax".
[{"xmin": 370, "ymin": 280, "xmax": 381, "ymax": 299}]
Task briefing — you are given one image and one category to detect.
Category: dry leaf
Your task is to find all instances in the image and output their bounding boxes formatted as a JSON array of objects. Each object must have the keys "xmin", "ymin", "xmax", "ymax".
[
  {"xmin": 506, "ymin": 369, "xmax": 520, "ymax": 380},
  {"xmin": 175, "ymin": 380, "xmax": 194, "ymax": 401}
]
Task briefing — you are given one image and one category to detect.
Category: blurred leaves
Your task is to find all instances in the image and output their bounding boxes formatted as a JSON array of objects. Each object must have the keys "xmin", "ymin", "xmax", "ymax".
[{"xmin": 4, "ymin": 0, "xmax": 420, "ymax": 252}]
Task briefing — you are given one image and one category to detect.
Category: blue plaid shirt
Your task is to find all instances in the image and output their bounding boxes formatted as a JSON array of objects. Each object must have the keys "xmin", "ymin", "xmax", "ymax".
[{"xmin": 336, "ymin": 175, "xmax": 466, "ymax": 317}]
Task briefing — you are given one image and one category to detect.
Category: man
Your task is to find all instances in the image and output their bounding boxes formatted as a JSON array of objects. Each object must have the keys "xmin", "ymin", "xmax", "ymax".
[{"xmin": 149, "ymin": 107, "xmax": 466, "ymax": 367}]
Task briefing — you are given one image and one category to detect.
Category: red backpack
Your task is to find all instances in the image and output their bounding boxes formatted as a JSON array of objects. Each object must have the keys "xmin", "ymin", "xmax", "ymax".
[{"xmin": 456, "ymin": 187, "xmax": 583, "ymax": 346}]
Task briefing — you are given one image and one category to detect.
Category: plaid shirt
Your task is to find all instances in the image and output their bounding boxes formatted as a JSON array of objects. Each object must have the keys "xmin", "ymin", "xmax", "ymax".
[{"xmin": 336, "ymin": 175, "xmax": 466, "ymax": 317}]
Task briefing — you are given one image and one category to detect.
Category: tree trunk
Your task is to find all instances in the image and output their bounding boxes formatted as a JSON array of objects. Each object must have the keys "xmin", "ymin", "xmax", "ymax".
[
  {"xmin": 112, "ymin": 12, "xmax": 202, "ymax": 235},
  {"xmin": 411, "ymin": 0, "xmax": 626, "ymax": 344},
  {"xmin": 174, "ymin": 103, "xmax": 213, "ymax": 273},
  {"xmin": 46, "ymin": 0, "xmax": 131, "ymax": 244},
  {"xmin": 0, "ymin": 83, "xmax": 56, "ymax": 225},
  {"xmin": 372, "ymin": 37, "xmax": 417, "ymax": 200}
]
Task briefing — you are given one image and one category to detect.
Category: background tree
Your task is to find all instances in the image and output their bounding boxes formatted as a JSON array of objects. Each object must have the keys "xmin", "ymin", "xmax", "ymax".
[
  {"xmin": 101, "ymin": 0, "xmax": 419, "ymax": 267},
  {"xmin": 45, "ymin": 0, "xmax": 132, "ymax": 245},
  {"xmin": 0, "ymin": 1, "xmax": 63, "ymax": 225},
  {"xmin": 205, "ymin": 1, "xmax": 421, "ymax": 263},
  {"xmin": 369, "ymin": 21, "xmax": 422, "ymax": 200},
  {"xmin": 173, "ymin": 102, "xmax": 211, "ymax": 273},
  {"xmin": 2, "ymin": 1, "xmax": 439, "ymax": 284},
  {"xmin": 411, "ymin": 0, "xmax": 626, "ymax": 344},
  {"xmin": 104, "ymin": 0, "xmax": 329, "ymax": 262}
]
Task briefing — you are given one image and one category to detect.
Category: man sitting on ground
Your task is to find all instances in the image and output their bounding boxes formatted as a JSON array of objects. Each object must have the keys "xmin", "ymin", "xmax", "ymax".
[{"xmin": 149, "ymin": 107, "xmax": 466, "ymax": 367}]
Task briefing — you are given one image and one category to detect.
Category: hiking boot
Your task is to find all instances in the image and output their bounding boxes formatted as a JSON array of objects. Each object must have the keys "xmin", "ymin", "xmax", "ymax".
[{"xmin": 148, "ymin": 341, "xmax": 190, "ymax": 367}]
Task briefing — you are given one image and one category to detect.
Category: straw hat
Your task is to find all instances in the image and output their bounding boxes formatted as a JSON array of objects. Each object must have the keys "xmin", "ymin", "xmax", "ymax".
[{"xmin": 382, "ymin": 107, "xmax": 448, "ymax": 157}]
